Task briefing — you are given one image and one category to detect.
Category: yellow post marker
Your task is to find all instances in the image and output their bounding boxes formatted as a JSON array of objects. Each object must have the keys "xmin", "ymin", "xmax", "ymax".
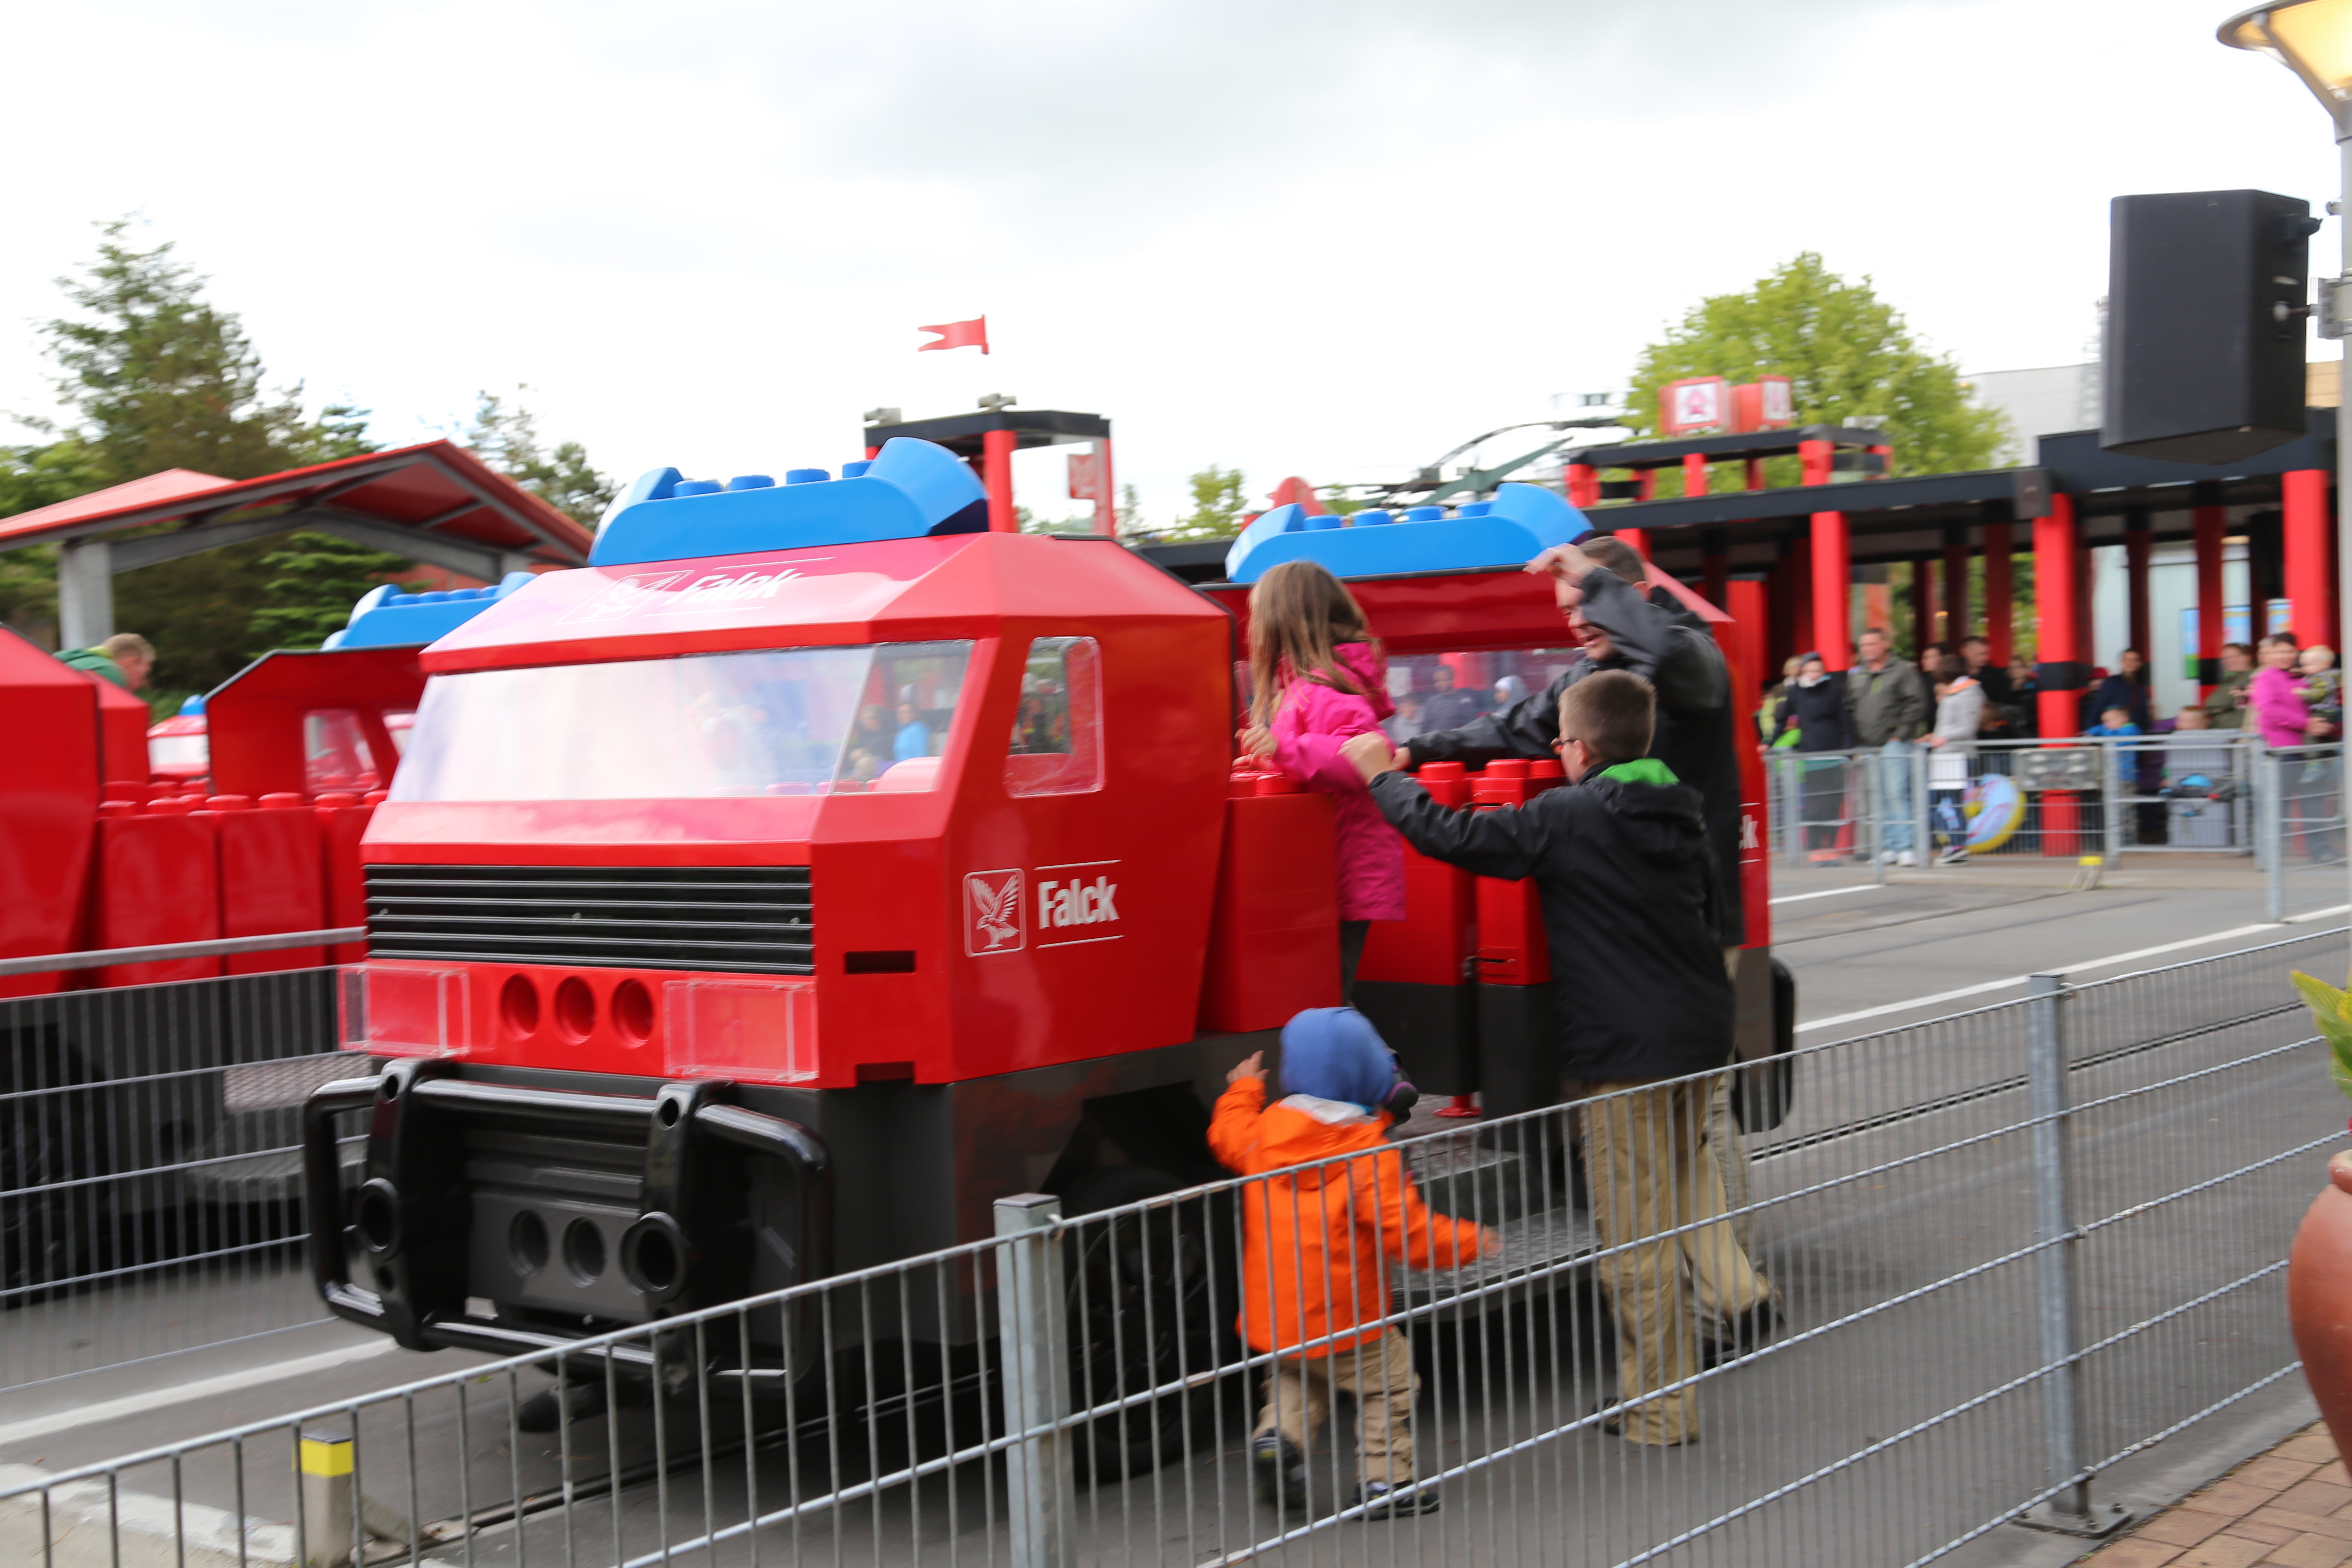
[{"xmin": 297, "ymin": 1428, "xmax": 355, "ymax": 1566}]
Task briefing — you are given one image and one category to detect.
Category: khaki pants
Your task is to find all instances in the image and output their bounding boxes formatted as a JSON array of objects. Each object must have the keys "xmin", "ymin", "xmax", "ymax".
[
  {"xmin": 1253, "ymin": 1329, "xmax": 1419, "ymax": 1485},
  {"xmin": 1571, "ymin": 1078, "xmax": 1728, "ymax": 1446},
  {"xmin": 1695, "ymin": 1072, "xmax": 1773, "ymax": 1321}
]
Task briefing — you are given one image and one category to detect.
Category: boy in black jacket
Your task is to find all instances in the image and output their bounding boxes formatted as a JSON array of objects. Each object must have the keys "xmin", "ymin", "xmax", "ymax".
[{"xmin": 1340, "ymin": 669, "xmax": 1756, "ymax": 1447}]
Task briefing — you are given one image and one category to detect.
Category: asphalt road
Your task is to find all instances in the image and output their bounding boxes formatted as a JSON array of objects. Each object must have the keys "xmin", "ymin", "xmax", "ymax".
[{"xmin": 0, "ymin": 861, "xmax": 2341, "ymax": 1565}]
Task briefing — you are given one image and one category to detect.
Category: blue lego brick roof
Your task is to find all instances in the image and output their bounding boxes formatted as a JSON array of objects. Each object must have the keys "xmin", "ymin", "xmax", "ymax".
[
  {"xmin": 588, "ymin": 437, "xmax": 989, "ymax": 568},
  {"xmin": 1222, "ymin": 482, "xmax": 1592, "ymax": 583},
  {"xmin": 325, "ymin": 572, "xmax": 537, "ymax": 649}
]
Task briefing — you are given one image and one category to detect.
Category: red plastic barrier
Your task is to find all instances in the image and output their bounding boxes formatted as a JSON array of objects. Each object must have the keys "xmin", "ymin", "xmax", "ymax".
[
  {"xmin": 315, "ymin": 792, "xmax": 376, "ymax": 964},
  {"xmin": 92, "ymin": 800, "xmax": 223, "ymax": 986},
  {"xmin": 1198, "ymin": 768, "xmax": 1341, "ymax": 1033},
  {"xmin": 212, "ymin": 793, "xmax": 326, "ymax": 973},
  {"xmin": 1469, "ymin": 760, "xmax": 1564, "ymax": 986},
  {"xmin": 1357, "ymin": 761, "xmax": 1476, "ymax": 986}
]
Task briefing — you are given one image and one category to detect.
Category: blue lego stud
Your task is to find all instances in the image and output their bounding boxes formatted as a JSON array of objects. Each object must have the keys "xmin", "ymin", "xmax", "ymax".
[
  {"xmin": 323, "ymin": 570, "xmax": 539, "ymax": 650},
  {"xmin": 1225, "ymin": 482, "xmax": 1593, "ymax": 583},
  {"xmin": 179, "ymin": 693, "xmax": 205, "ymax": 717},
  {"xmin": 589, "ymin": 437, "xmax": 992, "ymax": 568}
]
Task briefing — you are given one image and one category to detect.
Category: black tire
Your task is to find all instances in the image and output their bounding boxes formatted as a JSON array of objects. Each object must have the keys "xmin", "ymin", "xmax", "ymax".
[{"xmin": 1054, "ymin": 1165, "xmax": 1234, "ymax": 1483}]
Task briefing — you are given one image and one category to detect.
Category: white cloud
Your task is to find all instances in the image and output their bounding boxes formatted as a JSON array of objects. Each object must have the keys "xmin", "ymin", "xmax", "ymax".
[{"xmin": 0, "ymin": 0, "xmax": 2337, "ymax": 524}]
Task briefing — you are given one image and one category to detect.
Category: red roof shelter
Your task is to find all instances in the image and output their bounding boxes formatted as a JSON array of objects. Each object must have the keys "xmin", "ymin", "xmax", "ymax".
[{"xmin": 0, "ymin": 441, "xmax": 594, "ymax": 648}]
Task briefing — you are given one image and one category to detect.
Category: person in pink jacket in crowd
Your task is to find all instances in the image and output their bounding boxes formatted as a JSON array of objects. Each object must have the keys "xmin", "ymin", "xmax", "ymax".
[
  {"xmin": 1240, "ymin": 560, "xmax": 1408, "ymax": 998},
  {"xmin": 2250, "ymin": 634, "xmax": 2312, "ymax": 749}
]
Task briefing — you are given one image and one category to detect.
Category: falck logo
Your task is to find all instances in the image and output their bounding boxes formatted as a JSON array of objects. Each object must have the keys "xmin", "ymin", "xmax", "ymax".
[
  {"xmin": 554, "ymin": 559, "xmax": 832, "ymax": 626},
  {"xmin": 965, "ymin": 869, "xmax": 1026, "ymax": 956}
]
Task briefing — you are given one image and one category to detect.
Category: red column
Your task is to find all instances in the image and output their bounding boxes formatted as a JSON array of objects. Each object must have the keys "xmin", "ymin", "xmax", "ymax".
[
  {"xmin": 983, "ymin": 428, "xmax": 1017, "ymax": 532},
  {"xmin": 1909, "ymin": 558, "xmax": 1935, "ymax": 652},
  {"xmin": 2035, "ymin": 495, "xmax": 2082, "ymax": 738},
  {"xmin": 1702, "ymin": 534, "xmax": 1729, "ymax": 608},
  {"xmin": 2076, "ymin": 531, "xmax": 2095, "ymax": 675},
  {"xmin": 1786, "ymin": 534, "xmax": 1816, "ymax": 664},
  {"xmin": 1798, "ymin": 438, "xmax": 1833, "ymax": 488},
  {"xmin": 1868, "ymin": 443, "xmax": 1893, "ymax": 479},
  {"xmin": 1567, "ymin": 463, "xmax": 1598, "ymax": 508},
  {"xmin": 1984, "ymin": 520, "xmax": 2014, "ymax": 667},
  {"xmin": 1681, "ymin": 451, "xmax": 1709, "ymax": 499},
  {"xmin": 2193, "ymin": 502, "xmax": 2227, "ymax": 694},
  {"xmin": 863, "ymin": 444, "xmax": 882, "ymax": 460},
  {"xmin": 1636, "ymin": 470, "xmax": 1658, "ymax": 502},
  {"xmin": 2285, "ymin": 468, "xmax": 2335, "ymax": 649},
  {"xmin": 2124, "ymin": 515, "xmax": 2153, "ymax": 658},
  {"xmin": 1745, "ymin": 459, "xmax": 1766, "ymax": 490},
  {"xmin": 1617, "ymin": 526, "xmax": 1652, "ymax": 565},
  {"xmin": 1809, "ymin": 512, "xmax": 1850, "ymax": 670},
  {"xmin": 1942, "ymin": 534, "xmax": 1970, "ymax": 646},
  {"xmin": 1091, "ymin": 439, "xmax": 1117, "ymax": 536}
]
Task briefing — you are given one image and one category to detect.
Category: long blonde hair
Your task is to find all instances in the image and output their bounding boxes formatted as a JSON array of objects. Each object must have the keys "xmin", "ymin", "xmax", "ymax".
[{"xmin": 1246, "ymin": 560, "xmax": 1378, "ymax": 725}]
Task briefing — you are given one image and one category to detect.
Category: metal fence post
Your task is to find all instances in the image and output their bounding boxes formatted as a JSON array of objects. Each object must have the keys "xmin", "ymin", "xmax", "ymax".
[
  {"xmin": 995, "ymin": 1193, "xmax": 1074, "ymax": 1568},
  {"xmin": 1911, "ymin": 741, "xmax": 1933, "ymax": 870},
  {"xmin": 2263, "ymin": 747, "xmax": 2285, "ymax": 922},
  {"xmin": 2102, "ymin": 740, "xmax": 2125, "ymax": 861},
  {"xmin": 1868, "ymin": 751, "xmax": 1886, "ymax": 883},
  {"xmin": 2022, "ymin": 974, "xmax": 2131, "ymax": 1539}
]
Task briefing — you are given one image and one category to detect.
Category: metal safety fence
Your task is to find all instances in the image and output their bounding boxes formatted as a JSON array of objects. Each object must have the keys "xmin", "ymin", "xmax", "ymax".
[
  {"xmin": 1, "ymin": 927, "xmax": 2342, "ymax": 1567},
  {"xmin": 1765, "ymin": 735, "xmax": 2339, "ymax": 885},
  {"xmin": 0, "ymin": 966, "xmax": 344, "ymax": 1391}
]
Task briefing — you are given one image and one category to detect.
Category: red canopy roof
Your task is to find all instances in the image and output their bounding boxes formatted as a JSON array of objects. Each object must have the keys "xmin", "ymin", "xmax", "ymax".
[{"xmin": 0, "ymin": 441, "xmax": 592, "ymax": 579}]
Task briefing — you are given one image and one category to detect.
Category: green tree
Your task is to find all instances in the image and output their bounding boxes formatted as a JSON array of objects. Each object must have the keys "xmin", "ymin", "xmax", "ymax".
[
  {"xmin": 456, "ymin": 387, "xmax": 616, "ymax": 527},
  {"xmin": 1161, "ymin": 465, "xmax": 1249, "ymax": 541},
  {"xmin": 247, "ymin": 534, "xmax": 427, "ymax": 654},
  {"xmin": 2, "ymin": 221, "xmax": 392, "ymax": 706},
  {"xmin": 1625, "ymin": 253, "xmax": 2008, "ymax": 496}
]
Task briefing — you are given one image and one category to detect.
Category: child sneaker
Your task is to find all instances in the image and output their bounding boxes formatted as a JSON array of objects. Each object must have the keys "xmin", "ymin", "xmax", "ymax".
[
  {"xmin": 1353, "ymin": 1480, "xmax": 1440, "ymax": 1520},
  {"xmin": 1251, "ymin": 1433, "xmax": 1307, "ymax": 1510}
]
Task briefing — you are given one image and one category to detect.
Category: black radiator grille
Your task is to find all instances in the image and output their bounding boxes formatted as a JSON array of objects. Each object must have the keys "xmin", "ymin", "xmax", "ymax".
[{"xmin": 364, "ymin": 864, "xmax": 813, "ymax": 974}]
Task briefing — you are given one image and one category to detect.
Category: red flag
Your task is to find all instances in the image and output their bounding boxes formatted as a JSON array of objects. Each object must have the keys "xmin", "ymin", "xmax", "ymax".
[{"xmin": 917, "ymin": 316, "xmax": 989, "ymax": 354}]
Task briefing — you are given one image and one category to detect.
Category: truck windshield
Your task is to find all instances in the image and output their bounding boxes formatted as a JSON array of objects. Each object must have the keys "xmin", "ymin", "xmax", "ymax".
[{"xmin": 389, "ymin": 641, "xmax": 974, "ymax": 801}]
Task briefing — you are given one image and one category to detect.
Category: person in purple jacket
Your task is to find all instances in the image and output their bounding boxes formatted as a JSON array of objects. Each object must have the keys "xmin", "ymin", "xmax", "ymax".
[{"xmin": 1241, "ymin": 560, "xmax": 1407, "ymax": 998}]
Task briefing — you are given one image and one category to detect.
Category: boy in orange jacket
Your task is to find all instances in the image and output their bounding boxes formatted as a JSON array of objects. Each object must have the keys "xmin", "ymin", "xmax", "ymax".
[{"xmin": 1210, "ymin": 1006, "xmax": 1495, "ymax": 1521}]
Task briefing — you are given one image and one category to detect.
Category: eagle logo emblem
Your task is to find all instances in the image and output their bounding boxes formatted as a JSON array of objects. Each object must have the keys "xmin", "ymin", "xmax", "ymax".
[{"xmin": 965, "ymin": 869, "xmax": 1025, "ymax": 955}]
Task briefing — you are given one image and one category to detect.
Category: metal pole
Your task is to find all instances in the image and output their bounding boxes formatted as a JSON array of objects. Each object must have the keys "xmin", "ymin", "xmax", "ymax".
[
  {"xmin": 2103, "ymin": 739, "xmax": 2125, "ymax": 862},
  {"xmin": 2020, "ymin": 976, "xmax": 2132, "ymax": 1537},
  {"xmin": 2338, "ymin": 110, "xmax": 2352, "ymax": 946},
  {"xmin": 2266, "ymin": 746, "xmax": 2285, "ymax": 923},
  {"xmin": 1912, "ymin": 741, "xmax": 1932, "ymax": 870},
  {"xmin": 995, "ymin": 1193, "xmax": 1074, "ymax": 1568}
]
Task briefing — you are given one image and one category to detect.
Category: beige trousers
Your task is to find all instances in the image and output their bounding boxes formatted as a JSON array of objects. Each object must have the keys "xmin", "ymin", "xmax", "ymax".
[
  {"xmin": 1253, "ymin": 1329, "xmax": 1420, "ymax": 1485},
  {"xmin": 1572, "ymin": 1078, "xmax": 1726, "ymax": 1446}
]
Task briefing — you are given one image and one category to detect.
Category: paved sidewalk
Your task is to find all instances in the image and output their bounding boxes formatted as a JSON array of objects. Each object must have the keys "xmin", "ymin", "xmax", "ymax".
[{"xmin": 2084, "ymin": 1422, "xmax": 2352, "ymax": 1567}]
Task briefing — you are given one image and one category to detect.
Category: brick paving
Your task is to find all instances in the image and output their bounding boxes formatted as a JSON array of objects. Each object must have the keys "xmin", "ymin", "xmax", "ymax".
[{"xmin": 2080, "ymin": 1423, "xmax": 2352, "ymax": 1568}]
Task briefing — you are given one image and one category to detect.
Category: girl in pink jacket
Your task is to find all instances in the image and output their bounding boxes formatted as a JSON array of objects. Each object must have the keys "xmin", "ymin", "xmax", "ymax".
[{"xmin": 1241, "ymin": 560, "xmax": 1408, "ymax": 997}]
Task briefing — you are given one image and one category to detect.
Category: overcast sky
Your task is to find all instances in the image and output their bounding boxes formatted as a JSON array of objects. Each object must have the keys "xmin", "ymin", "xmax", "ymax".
[{"xmin": 1, "ymin": 0, "xmax": 2340, "ymax": 524}]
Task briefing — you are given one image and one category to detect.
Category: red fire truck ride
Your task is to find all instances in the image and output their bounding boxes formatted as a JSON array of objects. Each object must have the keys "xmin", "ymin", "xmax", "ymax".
[{"xmin": 301, "ymin": 435, "xmax": 1792, "ymax": 1430}]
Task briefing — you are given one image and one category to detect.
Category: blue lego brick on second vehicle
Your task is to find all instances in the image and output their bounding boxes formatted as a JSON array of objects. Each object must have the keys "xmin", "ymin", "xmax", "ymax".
[
  {"xmin": 1222, "ymin": 482, "xmax": 1593, "ymax": 583},
  {"xmin": 326, "ymin": 572, "xmax": 539, "ymax": 649},
  {"xmin": 588, "ymin": 437, "xmax": 990, "ymax": 568}
]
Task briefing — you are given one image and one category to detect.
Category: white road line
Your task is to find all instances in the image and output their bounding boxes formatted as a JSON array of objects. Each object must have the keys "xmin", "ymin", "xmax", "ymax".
[
  {"xmin": 1794, "ymin": 904, "xmax": 2352, "ymax": 1035},
  {"xmin": 1770, "ymin": 884, "xmax": 1879, "ymax": 905},
  {"xmin": 0, "ymin": 1338, "xmax": 404, "ymax": 1449}
]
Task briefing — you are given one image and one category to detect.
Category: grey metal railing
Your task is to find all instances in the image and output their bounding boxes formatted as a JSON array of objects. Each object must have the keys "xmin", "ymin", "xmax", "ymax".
[
  {"xmin": 1765, "ymin": 734, "xmax": 2336, "ymax": 885},
  {"xmin": 2, "ymin": 926, "xmax": 2341, "ymax": 1567},
  {"xmin": 0, "ymin": 968, "xmax": 344, "ymax": 1390}
]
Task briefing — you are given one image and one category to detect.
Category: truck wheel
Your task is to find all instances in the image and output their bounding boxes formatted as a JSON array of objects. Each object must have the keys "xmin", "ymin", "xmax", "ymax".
[{"xmin": 1055, "ymin": 1165, "xmax": 1231, "ymax": 1482}]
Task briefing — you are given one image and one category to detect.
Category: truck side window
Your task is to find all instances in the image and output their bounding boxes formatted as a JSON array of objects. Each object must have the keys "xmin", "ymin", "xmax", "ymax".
[
  {"xmin": 304, "ymin": 707, "xmax": 382, "ymax": 793},
  {"xmin": 1005, "ymin": 637, "xmax": 1102, "ymax": 797}
]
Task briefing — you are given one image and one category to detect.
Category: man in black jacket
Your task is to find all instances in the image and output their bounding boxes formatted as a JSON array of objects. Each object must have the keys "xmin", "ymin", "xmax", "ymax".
[
  {"xmin": 1341, "ymin": 672, "xmax": 1768, "ymax": 1448},
  {"xmin": 1398, "ymin": 535, "xmax": 1744, "ymax": 951}
]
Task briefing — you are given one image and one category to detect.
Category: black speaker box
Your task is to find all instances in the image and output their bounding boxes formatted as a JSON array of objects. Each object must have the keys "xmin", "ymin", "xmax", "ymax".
[{"xmin": 2103, "ymin": 189, "xmax": 2319, "ymax": 465}]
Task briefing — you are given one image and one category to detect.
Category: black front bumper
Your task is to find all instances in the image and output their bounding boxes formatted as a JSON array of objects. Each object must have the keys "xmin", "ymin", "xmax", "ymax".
[{"xmin": 303, "ymin": 1057, "xmax": 830, "ymax": 1356}]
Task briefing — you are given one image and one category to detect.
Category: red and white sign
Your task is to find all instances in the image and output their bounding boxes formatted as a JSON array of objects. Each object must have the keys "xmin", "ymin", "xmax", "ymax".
[
  {"xmin": 1068, "ymin": 451, "xmax": 1105, "ymax": 502},
  {"xmin": 1659, "ymin": 376, "xmax": 1729, "ymax": 435},
  {"xmin": 553, "ymin": 560, "xmax": 835, "ymax": 626},
  {"xmin": 965, "ymin": 869, "xmax": 1026, "ymax": 955},
  {"xmin": 1035, "ymin": 860, "xmax": 1122, "ymax": 948}
]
